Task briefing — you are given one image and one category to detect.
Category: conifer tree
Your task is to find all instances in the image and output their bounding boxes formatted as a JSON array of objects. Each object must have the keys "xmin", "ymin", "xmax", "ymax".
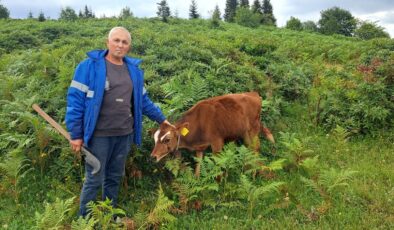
[
  {"xmin": 157, "ymin": 0, "xmax": 171, "ymax": 22},
  {"xmin": 38, "ymin": 11, "xmax": 46, "ymax": 21},
  {"xmin": 251, "ymin": 0, "xmax": 262, "ymax": 14},
  {"xmin": 261, "ymin": 0, "xmax": 276, "ymax": 26},
  {"xmin": 224, "ymin": 0, "xmax": 238, "ymax": 22},
  {"xmin": 80, "ymin": 5, "xmax": 95, "ymax": 18},
  {"xmin": 27, "ymin": 11, "xmax": 33, "ymax": 19},
  {"xmin": 211, "ymin": 4, "xmax": 221, "ymax": 27},
  {"xmin": 0, "ymin": 1, "xmax": 10, "ymax": 19},
  {"xmin": 240, "ymin": 0, "xmax": 249, "ymax": 8},
  {"xmin": 119, "ymin": 6, "xmax": 133, "ymax": 19},
  {"xmin": 262, "ymin": 0, "xmax": 272, "ymax": 14},
  {"xmin": 189, "ymin": 0, "xmax": 200, "ymax": 19}
]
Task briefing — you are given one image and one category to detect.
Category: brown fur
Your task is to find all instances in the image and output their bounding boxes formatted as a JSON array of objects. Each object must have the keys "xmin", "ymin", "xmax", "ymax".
[{"xmin": 151, "ymin": 92, "xmax": 275, "ymax": 173}]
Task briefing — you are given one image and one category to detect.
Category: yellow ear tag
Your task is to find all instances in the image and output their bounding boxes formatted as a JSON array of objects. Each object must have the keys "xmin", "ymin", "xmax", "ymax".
[{"xmin": 181, "ymin": 127, "xmax": 189, "ymax": 136}]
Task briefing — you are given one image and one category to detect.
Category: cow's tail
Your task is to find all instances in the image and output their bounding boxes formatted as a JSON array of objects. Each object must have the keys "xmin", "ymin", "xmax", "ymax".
[{"xmin": 261, "ymin": 123, "xmax": 275, "ymax": 144}]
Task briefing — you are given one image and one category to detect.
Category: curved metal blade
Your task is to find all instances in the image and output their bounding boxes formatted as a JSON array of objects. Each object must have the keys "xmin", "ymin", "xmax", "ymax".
[{"xmin": 81, "ymin": 147, "xmax": 101, "ymax": 175}]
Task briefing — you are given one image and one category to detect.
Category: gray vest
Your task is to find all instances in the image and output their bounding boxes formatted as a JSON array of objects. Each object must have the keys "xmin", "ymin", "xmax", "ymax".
[{"xmin": 93, "ymin": 59, "xmax": 134, "ymax": 136}]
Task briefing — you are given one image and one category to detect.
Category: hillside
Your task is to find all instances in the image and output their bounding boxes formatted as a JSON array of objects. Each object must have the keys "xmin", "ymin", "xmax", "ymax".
[{"xmin": 0, "ymin": 18, "xmax": 393, "ymax": 229}]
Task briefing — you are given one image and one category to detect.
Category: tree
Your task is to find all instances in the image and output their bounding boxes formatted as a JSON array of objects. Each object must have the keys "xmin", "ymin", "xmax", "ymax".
[
  {"xmin": 251, "ymin": 0, "xmax": 262, "ymax": 14},
  {"xmin": 224, "ymin": 0, "xmax": 237, "ymax": 22},
  {"xmin": 79, "ymin": 5, "xmax": 95, "ymax": 19},
  {"xmin": 302, "ymin": 20, "xmax": 318, "ymax": 32},
  {"xmin": 261, "ymin": 0, "xmax": 276, "ymax": 26},
  {"xmin": 234, "ymin": 7, "xmax": 262, "ymax": 28},
  {"xmin": 286, "ymin": 16, "xmax": 302, "ymax": 31},
  {"xmin": 27, "ymin": 11, "xmax": 33, "ymax": 19},
  {"xmin": 355, "ymin": 21, "xmax": 390, "ymax": 40},
  {"xmin": 189, "ymin": 0, "xmax": 200, "ymax": 19},
  {"xmin": 0, "ymin": 1, "xmax": 10, "ymax": 19},
  {"xmin": 211, "ymin": 4, "xmax": 221, "ymax": 28},
  {"xmin": 318, "ymin": 7, "xmax": 356, "ymax": 36},
  {"xmin": 38, "ymin": 11, "xmax": 46, "ymax": 22},
  {"xmin": 60, "ymin": 7, "xmax": 78, "ymax": 21},
  {"xmin": 262, "ymin": 0, "xmax": 273, "ymax": 14},
  {"xmin": 157, "ymin": 0, "xmax": 171, "ymax": 22},
  {"xmin": 119, "ymin": 6, "xmax": 133, "ymax": 19},
  {"xmin": 240, "ymin": 0, "xmax": 250, "ymax": 8}
]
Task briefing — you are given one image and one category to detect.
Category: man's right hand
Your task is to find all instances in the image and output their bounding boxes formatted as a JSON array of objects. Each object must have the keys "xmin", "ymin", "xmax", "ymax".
[{"xmin": 70, "ymin": 139, "xmax": 83, "ymax": 153}]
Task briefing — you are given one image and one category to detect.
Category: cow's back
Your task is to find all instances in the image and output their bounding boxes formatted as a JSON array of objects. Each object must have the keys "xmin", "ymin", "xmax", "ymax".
[{"xmin": 179, "ymin": 92, "xmax": 261, "ymax": 144}]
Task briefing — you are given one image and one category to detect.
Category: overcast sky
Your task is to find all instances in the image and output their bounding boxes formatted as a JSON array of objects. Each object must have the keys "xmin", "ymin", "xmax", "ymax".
[{"xmin": 2, "ymin": 0, "xmax": 394, "ymax": 37}]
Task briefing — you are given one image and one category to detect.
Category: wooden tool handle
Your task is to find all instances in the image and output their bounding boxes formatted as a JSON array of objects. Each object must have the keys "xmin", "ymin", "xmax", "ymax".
[{"xmin": 32, "ymin": 104, "xmax": 71, "ymax": 141}]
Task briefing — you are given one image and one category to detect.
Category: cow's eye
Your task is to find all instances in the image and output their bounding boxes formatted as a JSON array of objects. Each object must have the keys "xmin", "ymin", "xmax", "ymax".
[{"xmin": 162, "ymin": 138, "xmax": 170, "ymax": 144}]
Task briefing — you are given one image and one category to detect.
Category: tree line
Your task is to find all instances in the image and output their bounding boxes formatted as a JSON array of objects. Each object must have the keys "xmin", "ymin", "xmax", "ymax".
[{"xmin": 0, "ymin": 0, "xmax": 390, "ymax": 40}]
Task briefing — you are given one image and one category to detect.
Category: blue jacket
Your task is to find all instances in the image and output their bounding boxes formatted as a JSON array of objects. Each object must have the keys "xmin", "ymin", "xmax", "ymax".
[{"xmin": 65, "ymin": 50, "xmax": 166, "ymax": 147}]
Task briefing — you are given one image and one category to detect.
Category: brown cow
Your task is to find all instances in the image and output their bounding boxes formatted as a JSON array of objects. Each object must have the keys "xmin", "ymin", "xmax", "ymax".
[{"xmin": 151, "ymin": 92, "xmax": 275, "ymax": 176}]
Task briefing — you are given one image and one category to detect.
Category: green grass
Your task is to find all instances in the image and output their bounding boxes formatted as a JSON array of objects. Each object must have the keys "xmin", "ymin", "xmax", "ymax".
[{"xmin": 0, "ymin": 18, "xmax": 393, "ymax": 229}]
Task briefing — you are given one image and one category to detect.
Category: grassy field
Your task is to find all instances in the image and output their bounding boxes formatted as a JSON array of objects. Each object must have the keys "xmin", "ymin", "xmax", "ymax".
[{"xmin": 0, "ymin": 18, "xmax": 393, "ymax": 229}]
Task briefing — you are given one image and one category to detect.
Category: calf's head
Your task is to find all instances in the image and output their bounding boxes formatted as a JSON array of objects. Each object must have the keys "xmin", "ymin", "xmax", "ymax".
[{"xmin": 151, "ymin": 122, "xmax": 189, "ymax": 162}]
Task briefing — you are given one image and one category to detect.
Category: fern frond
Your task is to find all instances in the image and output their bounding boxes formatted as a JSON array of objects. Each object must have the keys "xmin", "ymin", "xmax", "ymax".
[
  {"xmin": 71, "ymin": 216, "xmax": 96, "ymax": 230},
  {"xmin": 146, "ymin": 185, "xmax": 176, "ymax": 226},
  {"xmin": 34, "ymin": 196, "xmax": 75, "ymax": 230},
  {"xmin": 252, "ymin": 181, "xmax": 285, "ymax": 199},
  {"xmin": 319, "ymin": 168, "xmax": 358, "ymax": 194},
  {"xmin": 300, "ymin": 176, "xmax": 320, "ymax": 192},
  {"xmin": 300, "ymin": 155, "xmax": 319, "ymax": 176}
]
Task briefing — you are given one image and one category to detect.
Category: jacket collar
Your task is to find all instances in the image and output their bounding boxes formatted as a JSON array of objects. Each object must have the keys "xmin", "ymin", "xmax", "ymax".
[{"xmin": 86, "ymin": 49, "xmax": 142, "ymax": 66}]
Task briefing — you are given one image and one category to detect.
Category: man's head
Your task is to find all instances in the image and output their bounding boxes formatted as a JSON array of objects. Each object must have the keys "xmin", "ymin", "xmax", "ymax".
[{"xmin": 106, "ymin": 27, "xmax": 131, "ymax": 61}]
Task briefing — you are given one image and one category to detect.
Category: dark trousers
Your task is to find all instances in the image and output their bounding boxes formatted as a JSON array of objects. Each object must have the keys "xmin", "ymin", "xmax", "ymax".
[{"xmin": 78, "ymin": 133, "xmax": 133, "ymax": 217}]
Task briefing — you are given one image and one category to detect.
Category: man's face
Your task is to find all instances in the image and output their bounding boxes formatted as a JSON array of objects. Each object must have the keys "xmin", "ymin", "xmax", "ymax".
[{"xmin": 106, "ymin": 29, "xmax": 131, "ymax": 60}]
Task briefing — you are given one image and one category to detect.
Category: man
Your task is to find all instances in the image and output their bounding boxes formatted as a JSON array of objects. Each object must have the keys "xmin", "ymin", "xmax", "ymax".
[{"xmin": 65, "ymin": 26, "xmax": 170, "ymax": 217}]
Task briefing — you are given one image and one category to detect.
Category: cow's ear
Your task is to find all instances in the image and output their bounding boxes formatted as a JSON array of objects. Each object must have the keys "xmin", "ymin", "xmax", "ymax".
[
  {"xmin": 148, "ymin": 128, "xmax": 158, "ymax": 137},
  {"xmin": 177, "ymin": 122, "xmax": 190, "ymax": 136},
  {"xmin": 177, "ymin": 122, "xmax": 189, "ymax": 130}
]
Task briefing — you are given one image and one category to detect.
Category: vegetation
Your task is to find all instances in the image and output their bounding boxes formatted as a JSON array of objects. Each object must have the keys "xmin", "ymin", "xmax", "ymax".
[
  {"xmin": 59, "ymin": 7, "xmax": 78, "ymax": 22},
  {"xmin": 210, "ymin": 5, "xmax": 221, "ymax": 28},
  {"xmin": 119, "ymin": 7, "xmax": 133, "ymax": 20},
  {"xmin": 286, "ymin": 16, "xmax": 302, "ymax": 31},
  {"xmin": 0, "ymin": 1, "xmax": 9, "ymax": 19},
  {"xmin": 234, "ymin": 7, "xmax": 262, "ymax": 28},
  {"xmin": 224, "ymin": 0, "xmax": 238, "ymax": 22},
  {"xmin": 318, "ymin": 7, "xmax": 357, "ymax": 36},
  {"xmin": 156, "ymin": 0, "xmax": 171, "ymax": 22},
  {"xmin": 0, "ymin": 16, "xmax": 393, "ymax": 229},
  {"xmin": 355, "ymin": 20, "xmax": 390, "ymax": 40},
  {"xmin": 189, "ymin": 0, "xmax": 200, "ymax": 19}
]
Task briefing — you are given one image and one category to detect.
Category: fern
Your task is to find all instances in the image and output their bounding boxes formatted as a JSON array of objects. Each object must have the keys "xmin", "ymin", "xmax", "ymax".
[
  {"xmin": 71, "ymin": 216, "xmax": 96, "ymax": 230},
  {"xmin": 319, "ymin": 168, "xmax": 357, "ymax": 194},
  {"xmin": 237, "ymin": 174, "xmax": 285, "ymax": 219},
  {"xmin": 279, "ymin": 132, "xmax": 314, "ymax": 168},
  {"xmin": 299, "ymin": 155, "xmax": 320, "ymax": 176},
  {"xmin": 34, "ymin": 196, "xmax": 75, "ymax": 230},
  {"xmin": 136, "ymin": 185, "xmax": 176, "ymax": 229},
  {"xmin": 164, "ymin": 157, "xmax": 182, "ymax": 177},
  {"xmin": 162, "ymin": 71, "xmax": 210, "ymax": 118},
  {"xmin": 0, "ymin": 149, "xmax": 32, "ymax": 201},
  {"xmin": 87, "ymin": 198, "xmax": 126, "ymax": 230},
  {"xmin": 261, "ymin": 158, "xmax": 287, "ymax": 172}
]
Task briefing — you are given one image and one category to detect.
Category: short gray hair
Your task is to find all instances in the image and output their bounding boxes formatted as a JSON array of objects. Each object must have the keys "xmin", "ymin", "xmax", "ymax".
[{"xmin": 108, "ymin": 26, "xmax": 131, "ymax": 42}]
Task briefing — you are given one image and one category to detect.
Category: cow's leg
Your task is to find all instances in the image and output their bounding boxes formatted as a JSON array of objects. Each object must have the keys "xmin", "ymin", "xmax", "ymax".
[
  {"xmin": 243, "ymin": 131, "xmax": 260, "ymax": 153},
  {"xmin": 211, "ymin": 139, "xmax": 224, "ymax": 153},
  {"xmin": 194, "ymin": 151, "xmax": 203, "ymax": 177}
]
